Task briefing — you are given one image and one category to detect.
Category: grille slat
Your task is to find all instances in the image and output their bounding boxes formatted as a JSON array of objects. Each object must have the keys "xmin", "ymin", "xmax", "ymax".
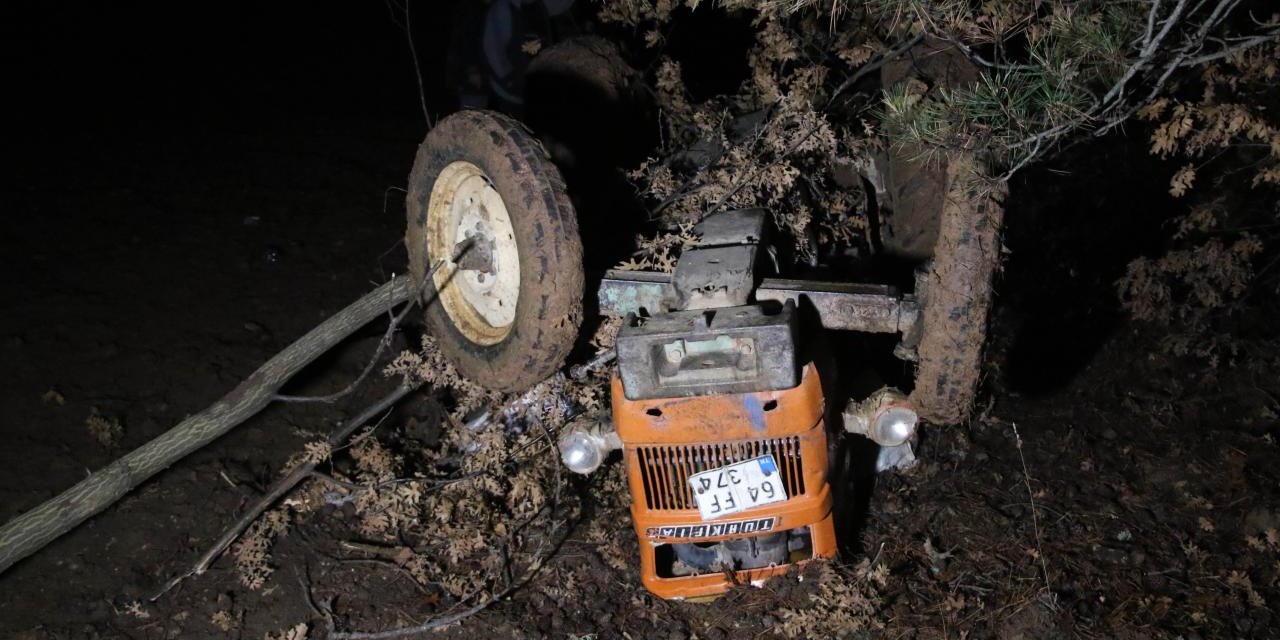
[
  {"xmin": 648, "ymin": 448, "xmax": 664, "ymax": 510},
  {"xmin": 788, "ymin": 440, "xmax": 798, "ymax": 494},
  {"xmin": 782, "ymin": 438, "xmax": 794, "ymax": 496},
  {"xmin": 660, "ymin": 449, "xmax": 671, "ymax": 510},
  {"xmin": 638, "ymin": 448, "xmax": 655, "ymax": 509},
  {"xmin": 635, "ymin": 437, "xmax": 806, "ymax": 511},
  {"xmin": 670, "ymin": 449, "xmax": 680, "ymax": 510}
]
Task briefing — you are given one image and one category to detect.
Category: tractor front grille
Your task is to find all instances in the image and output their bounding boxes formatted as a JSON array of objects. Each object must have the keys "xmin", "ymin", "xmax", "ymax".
[{"xmin": 634, "ymin": 437, "xmax": 806, "ymax": 511}]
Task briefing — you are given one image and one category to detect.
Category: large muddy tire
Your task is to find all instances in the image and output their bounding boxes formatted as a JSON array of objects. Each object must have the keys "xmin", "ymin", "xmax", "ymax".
[
  {"xmin": 909, "ymin": 153, "xmax": 1006, "ymax": 425},
  {"xmin": 406, "ymin": 110, "xmax": 584, "ymax": 392},
  {"xmin": 872, "ymin": 38, "xmax": 1003, "ymax": 425}
]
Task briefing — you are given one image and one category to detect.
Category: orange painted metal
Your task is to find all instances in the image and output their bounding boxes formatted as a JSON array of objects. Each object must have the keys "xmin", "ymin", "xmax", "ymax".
[{"xmin": 612, "ymin": 363, "xmax": 837, "ymax": 600}]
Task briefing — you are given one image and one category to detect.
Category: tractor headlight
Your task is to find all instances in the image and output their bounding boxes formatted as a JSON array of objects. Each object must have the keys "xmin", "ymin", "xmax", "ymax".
[
  {"xmin": 872, "ymin": 405, "xmax": 918, "ymax": 447},
  {"xmin": 843, "ymin": 387, "xmax": 919, "ymax": 447},
  {"xmin": 558, "ymin": 417, "xmax": 621, "ymax": 475},
  {"xmin": 560, "ymin": 431, "xmax": 606, "ymax": 474}
]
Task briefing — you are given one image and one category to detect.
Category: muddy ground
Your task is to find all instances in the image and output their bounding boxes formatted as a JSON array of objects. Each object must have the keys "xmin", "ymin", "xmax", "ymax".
[{"xmin": 3, "ymin": 4, "xmax": 1279, "ymax": 639}]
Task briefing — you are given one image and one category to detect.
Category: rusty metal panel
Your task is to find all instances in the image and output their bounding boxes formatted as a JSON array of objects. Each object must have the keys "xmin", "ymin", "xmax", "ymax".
[
  {"xmin": 692, "ymin": 208, "xmax": 767, "ymax": 246},
  {"xmin": 755, "ymin": 278, "xmax": 918, "ymax": 334},
  {"xmin": 598, "ymin": 269, "xmax": 670, "ymax": 317}
]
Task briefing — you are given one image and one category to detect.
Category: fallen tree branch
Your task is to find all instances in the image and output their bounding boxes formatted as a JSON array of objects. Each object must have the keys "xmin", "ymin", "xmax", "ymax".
[
  {"xmin": 276, "ymin": 261, "xmax": 441, "ymax": 404},
  {"xmin": 0, "ymin": 275, "xmax": 421, "ymax": 575},
  {"xmin": 273, "ymin": 280, "xmax": 420, "ymax": 404}
]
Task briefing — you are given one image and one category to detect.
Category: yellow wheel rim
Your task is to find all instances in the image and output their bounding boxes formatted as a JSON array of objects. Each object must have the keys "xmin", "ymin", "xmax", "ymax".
[{"xmin": 426, "ymin": 161, "xmax": 521, "ymax": 345}]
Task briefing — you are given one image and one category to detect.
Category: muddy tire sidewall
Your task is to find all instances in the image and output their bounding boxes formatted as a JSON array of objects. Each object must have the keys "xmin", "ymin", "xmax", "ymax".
[{"xmin": 909, "ymin": 152, "xmax": 1006, "ymax": 425}]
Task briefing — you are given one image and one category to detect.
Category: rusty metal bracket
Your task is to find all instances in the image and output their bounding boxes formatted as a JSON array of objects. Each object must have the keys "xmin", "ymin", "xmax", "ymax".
[
  {"xmin": 599, "ymin": 269, "xmax": 670, "ymax": 317},
  {"xmin": 668, "ymin": 245, "xmax": 758, "ymax": 310},
  {"xmin": 665, "ymin": 209, "xmax": 767, "ymax": 310},
  {"xmin": 692, "ymin": 208, "xmax": 767, "ymax": 246},
  {"xmin": 601, "ymin": 273, "xmax": 920, "ymax": 338},
  {"xmin": 755, "ymin": 278, "xmax": 918, "ymax": 335}
]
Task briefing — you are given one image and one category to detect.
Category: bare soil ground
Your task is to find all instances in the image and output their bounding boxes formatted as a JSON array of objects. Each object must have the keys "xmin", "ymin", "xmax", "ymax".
[{"xmin": 4, "ymin": 6, "xmax": 1278, "ymax": 639}]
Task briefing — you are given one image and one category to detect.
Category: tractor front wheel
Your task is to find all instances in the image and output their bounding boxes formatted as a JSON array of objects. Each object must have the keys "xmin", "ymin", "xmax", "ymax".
[{"xmin": 406, "ymin": 110, "xmax": 584, "ymax": 392}]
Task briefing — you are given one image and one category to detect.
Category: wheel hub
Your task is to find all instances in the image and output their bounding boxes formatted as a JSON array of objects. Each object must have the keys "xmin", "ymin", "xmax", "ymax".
[
  {"xmin": 454, "ymin": 208, "xmax": 497, "ymax": 275},
  {"xmin": 427, "ymin": 161, "xmax": 521, "ymax": 345}
]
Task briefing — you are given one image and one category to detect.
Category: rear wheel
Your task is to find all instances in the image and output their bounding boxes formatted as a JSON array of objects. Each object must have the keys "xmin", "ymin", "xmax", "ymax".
[
  {"xmin": 874, "ymin": 39, "xmax": 1005, "ymax": 425},
  {"xmin": 406, "ymin": 110, "xmax": 584, "ymax": 392},
  {"xmin": 907, "ymin": 153, "xmax": 1006, "ymax": 425}
]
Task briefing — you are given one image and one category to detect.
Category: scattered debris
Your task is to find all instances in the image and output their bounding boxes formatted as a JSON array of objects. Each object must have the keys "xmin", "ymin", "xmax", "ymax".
[
  {"xmin": 85, "ymin": 407, "xmax": 122, "ymax": 448},
  {"xmin": 40, "ymin": 388, "xmax": 64, "ymax": 407}
]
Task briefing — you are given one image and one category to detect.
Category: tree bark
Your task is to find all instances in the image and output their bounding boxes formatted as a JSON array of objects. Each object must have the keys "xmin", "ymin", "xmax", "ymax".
[{"xmin": 0, "ymin": 276, "xmax": 417, "ymax": 574}]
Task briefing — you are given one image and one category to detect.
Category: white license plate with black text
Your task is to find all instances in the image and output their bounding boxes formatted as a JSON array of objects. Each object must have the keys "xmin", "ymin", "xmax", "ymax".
[{"xmin": 688, "ymin": 455, "xmax": 787, "ymax": 520}]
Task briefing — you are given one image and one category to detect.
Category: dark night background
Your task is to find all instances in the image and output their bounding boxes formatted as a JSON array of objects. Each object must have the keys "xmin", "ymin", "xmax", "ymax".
[
  {"xmin": 2, "ymin": 2, "xmax": 449, "ymax": 633},
  {"xmin": 2, "ymin": 2, "xmax": 1278, "ymax": 638}
]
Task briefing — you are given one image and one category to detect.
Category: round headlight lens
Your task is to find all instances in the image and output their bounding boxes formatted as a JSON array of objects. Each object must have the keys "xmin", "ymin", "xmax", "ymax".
[
  {"xmin": 872, "ymin": 406, "xmax": 918, "ymax": 447},
  {"xmin": 559, "ymin": 431, "xmax": 604, "ymax": 475}
]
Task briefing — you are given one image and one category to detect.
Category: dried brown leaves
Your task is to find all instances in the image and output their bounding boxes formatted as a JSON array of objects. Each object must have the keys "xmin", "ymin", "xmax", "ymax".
[
  {"xmin": 228, "ymin": 330, "xmax": 613, "ymax": 606},
  {"xmin": 85, "ymin": 406, "xmax": 122, "ymax": 448},
  {"xmin": 776, "ymin": 561, "xmax": 888, "ymax": 637},
  {"xmin": 615, "ymin": 4, "xmax": 876, "ymax": 263},
  {"xmin": 233, "ymin": 509, "xmax": 289, "ymax": 590}
]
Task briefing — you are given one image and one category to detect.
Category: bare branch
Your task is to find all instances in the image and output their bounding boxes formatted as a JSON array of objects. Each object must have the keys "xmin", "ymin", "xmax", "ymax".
[
  {"xmin": 1178, "ymin": 30, "xmax": 1280, "ymax": 66},
  {"xmin": 275, "ymin": 260, "xmax": 443, "ymax": 404},
  {"xmin": 828, "ymin": 32, "xmax": 925, "ymax": 105},
  {"xmin": 1139, "ymin": 0, "xmax": 1164, "ymax": 50},
  {"xmin": 1103, "ymin": 0, "xmax": 1189, "ymax": 106},
  {"xmin": 935, "ymin": 33, "xmax": 1036, "ymax": 71},
  {"xmin": 329, "ymin": 584, "xmax": 516, "ymax": 639}
]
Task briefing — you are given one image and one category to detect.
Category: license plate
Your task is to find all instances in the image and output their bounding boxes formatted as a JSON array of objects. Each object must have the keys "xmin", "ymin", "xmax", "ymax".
[{"xmin": 688, "ymin": 455, "xmax": 787, "ymax": 520}]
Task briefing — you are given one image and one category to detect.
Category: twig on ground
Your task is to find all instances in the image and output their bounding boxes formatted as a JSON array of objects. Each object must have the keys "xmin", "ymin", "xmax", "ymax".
[
  {"xmin": 327, "ymin": 508, "xmax": 565, "ymax": 640},
  {"xmin": 330, "ymin": 405, "xmax": 401, "ymax": 454},
  {"xmin": 151, "ymin": 383, "xmax": 420, "ymax": 601},
  {"xmin": 331, "ymin": 556, "xmax": 432, "ymax": 596},
  {"xmin": 329, "ymin": 584, "xmax": 515, "ymax": 640},
  {"xmin": 324, "ymin": 350, "xmax": 610, "ymax": 639},
  {"xmin": 299, "ymin": 562, "xmax": 337, "ymax": 636},
  {"xmin": 1011, "ymin": 423, "xmax": 1055, "ymax": 606},
  {"xmin": 326, "ymin": 496, "xmax": 554, "ymax": 639}
]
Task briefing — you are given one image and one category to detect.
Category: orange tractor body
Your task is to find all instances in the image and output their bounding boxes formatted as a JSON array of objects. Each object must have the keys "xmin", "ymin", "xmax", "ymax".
[
  {"xmin": 559, "ymin": 208, "xmax": 920, "ymax": 600},
  {"xmin": 612, "ymin": 364, "xmax": 837, "ymax": 599}
]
